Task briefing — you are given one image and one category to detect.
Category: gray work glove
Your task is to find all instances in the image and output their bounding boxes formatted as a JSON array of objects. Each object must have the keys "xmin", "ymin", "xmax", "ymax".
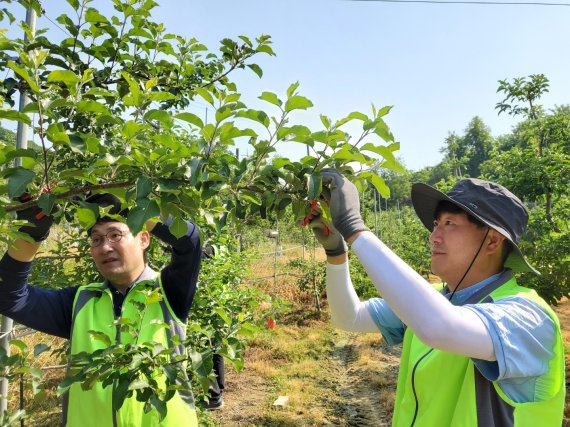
[
  {"xmin": 307, "ymin": 216, "xmax": 347, "ymax": 256},
  {"xmin": 320, "ymin": 168, "xmax": 369, "ymax": 240}
]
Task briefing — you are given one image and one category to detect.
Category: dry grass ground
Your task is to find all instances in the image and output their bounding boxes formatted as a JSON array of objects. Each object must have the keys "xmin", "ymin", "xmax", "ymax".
[{"xmin": 6, "ymin": 244, "xmax": 570, "ymax": 426}]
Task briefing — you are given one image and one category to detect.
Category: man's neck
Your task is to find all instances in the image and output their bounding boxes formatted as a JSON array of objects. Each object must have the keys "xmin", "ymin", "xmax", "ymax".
[
  {"xmin": 451, "ymin": 267, "xmax": 504, "ymax": 291},
  {"xmin": 107, "ymin": 265, "xmax": 148, "ymax": 293}
]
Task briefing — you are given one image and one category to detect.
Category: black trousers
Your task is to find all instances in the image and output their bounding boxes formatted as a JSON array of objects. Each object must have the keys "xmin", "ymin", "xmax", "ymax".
[{"xmin": 209, "ymin": 354, "xmax": 225, "ymax": 399}]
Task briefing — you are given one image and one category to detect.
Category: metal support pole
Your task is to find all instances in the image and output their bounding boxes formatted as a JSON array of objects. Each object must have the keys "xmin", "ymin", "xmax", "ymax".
[
  {"xmin": 374, "ymin": 189, "xmax": 378, "ymax": 237},
  {"xmin": 1, "ymin": 5, "xmax": 37, "ymax": 415},
  {"xmin": 273, "ymin": 236, "xmax": 278, "ymax": 291}
]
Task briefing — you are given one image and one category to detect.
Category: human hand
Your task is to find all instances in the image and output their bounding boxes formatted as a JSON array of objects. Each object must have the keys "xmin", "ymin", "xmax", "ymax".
[
  {"xmin": 15, "ymin": 193, "xmax": 58, "ymax": 242},
  {"xmin": 297, "ymin": 204, "xmax": 347, "ymax": 256},
  {"xmin": 320, "ymin": 168, "xmax": 369, "ymax": 240}
]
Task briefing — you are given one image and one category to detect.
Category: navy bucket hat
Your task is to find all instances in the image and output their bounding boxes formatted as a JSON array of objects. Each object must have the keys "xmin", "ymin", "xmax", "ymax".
[{"xmin": 411, "ymin": 178, "xmax": 538, "ymax": 274}]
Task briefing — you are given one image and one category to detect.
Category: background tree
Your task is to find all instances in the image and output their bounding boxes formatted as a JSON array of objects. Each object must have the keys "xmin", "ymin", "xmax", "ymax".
[
  {"xmin": 439, "ymin": 132, "xmax": 464, "ymax": 178},
  {"xmin": 480, "ymin": 74, "xmax": 569, "ymax": 303}
]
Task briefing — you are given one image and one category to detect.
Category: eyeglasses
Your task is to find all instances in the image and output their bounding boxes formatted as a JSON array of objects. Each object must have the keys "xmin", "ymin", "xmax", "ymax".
[{"xmin": 88, "ymin": 229, "xmax": 129, "ymax": 248}]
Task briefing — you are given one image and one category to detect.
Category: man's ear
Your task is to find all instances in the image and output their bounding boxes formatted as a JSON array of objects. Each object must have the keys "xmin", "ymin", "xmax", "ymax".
[
  {"xmin": 138, "ymin": 231, "xmax": 151, "ymax": 250},
  {"xmin": 487, "ymin": 230, "xmax": 505, "ymax": 254}
]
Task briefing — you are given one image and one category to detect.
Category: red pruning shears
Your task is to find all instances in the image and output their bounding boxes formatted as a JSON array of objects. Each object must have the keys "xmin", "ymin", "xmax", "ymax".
[{"xmin": 301, "ymin": 199, "xmax": 330, "ymax": 236}]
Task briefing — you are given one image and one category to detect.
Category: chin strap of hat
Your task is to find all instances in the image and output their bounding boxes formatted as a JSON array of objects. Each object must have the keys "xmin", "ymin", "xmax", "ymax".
[{"xmin": 448, "ymin": 227, "xmax": 490, "ymax": 302}]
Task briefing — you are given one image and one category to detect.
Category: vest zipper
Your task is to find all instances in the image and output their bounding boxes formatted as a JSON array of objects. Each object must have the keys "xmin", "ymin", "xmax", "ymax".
[
  {"xmin": 111, "ymin": 289, "xmax": 125, "ymax": 427},
  {"xmin": 410, "ymin": 348, "xmax": 434, "ymax": 427}
]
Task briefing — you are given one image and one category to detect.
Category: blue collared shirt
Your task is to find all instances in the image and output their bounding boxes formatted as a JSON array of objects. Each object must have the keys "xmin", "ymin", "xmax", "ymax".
[{"xmin": 365, "ymin": 272, "xmax": 556, "ymax": 403}]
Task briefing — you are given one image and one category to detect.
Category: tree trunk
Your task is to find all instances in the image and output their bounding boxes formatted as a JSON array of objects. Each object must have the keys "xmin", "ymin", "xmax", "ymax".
[{"xmin": 545, "ymin": 191, "xmax": 561, "ymax": 233}]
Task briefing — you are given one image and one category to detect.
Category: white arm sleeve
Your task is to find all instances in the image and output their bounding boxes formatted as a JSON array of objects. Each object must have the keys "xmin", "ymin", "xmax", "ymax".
[
  {"xmin": 326, "ymin": 262, "xmax": 379, "ymax": 332},
  {"xmin": 350, "ymin": 232, "xmax": 496, "ymax": 361}
]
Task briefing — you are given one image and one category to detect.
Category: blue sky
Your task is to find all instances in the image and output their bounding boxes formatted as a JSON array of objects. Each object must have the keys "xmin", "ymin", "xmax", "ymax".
[{"xmin": 6, "ymin": 0, "xmax": 570, "ymax": 170}]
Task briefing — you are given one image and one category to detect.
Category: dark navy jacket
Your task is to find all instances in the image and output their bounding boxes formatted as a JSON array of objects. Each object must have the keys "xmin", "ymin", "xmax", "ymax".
[{"xmin": 0, "ymin": 221, "xmax": 201, "ymax": 339}]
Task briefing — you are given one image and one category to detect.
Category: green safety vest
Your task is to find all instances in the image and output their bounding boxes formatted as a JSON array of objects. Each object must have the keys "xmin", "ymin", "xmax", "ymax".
[
  {"xmin": 393, "ymin": 274, "xmax": 565, "ymax": 427},
  {"xmin": 63, "ymin": 276, "xmax": 198, "ymax": 427}
]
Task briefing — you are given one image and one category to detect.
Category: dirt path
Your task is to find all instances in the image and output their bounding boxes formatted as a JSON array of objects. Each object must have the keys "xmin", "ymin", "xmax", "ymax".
[{"xmin": 328, "ymin": 331, "xmax": 394, "ymax": 426}]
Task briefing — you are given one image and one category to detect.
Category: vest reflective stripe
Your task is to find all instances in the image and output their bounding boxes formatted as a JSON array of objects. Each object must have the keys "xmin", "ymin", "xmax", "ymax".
[
  {"xmin": 65, "ymin": 278, "xmax": 197, "ymax": 427},
  {"xmin": 393, "ymin": 276, "xmax": 565, "ymax": 427}
]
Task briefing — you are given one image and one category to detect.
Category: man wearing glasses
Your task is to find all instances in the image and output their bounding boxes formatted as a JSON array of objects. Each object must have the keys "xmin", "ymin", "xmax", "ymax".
[{"xmin": 0, "ymin": 193, "xmax": 201, "ymax": 426}]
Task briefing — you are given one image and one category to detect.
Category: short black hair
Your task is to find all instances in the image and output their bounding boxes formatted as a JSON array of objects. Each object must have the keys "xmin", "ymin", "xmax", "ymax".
[{"xmin": 433, "ymin": 200, "xmax": 486, "ymax": 228}]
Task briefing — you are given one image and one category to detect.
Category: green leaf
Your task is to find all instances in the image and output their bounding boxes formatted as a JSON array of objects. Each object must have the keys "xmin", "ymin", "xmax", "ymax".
[
  {"xmin": 331, "ymin": 146, "xmax": 368, "ymax": 164},
  {"xmin": 277, "ymin": 125, "xmax": 312, "ymax": 142},
  {"xmin": 149, "ymin": 396, "xmax": 167, "ymax": 420},
  {"xmin": 46, "ymin": 123, "xmax": 70, "ymax": 146},
  {"xmin": 127, "ymin": 199, "xmax": 160, "ymax": 234},
  {"xmin": 148, "ymin": 92, "xmax": 177, "ymax": 102},
  {"xmin": 286, "ymin": 82, "xmax": 300, "ymax": 98},
  {"xmin": 194, "ymin": 88, "xmax": 214, "ymax": 106},
  {"xmin": 365, "ymin": 172, "xmax": 390, "ymax": 198},
  {"xmin": 284, "ymin": 96, "xmax": 313, "ymax": 113},
  {"xmin": 239, "ymin": 35, "xmax": 252, "ymax": 46},
  {"xmin": 335, "ymin": 111, "xmax": 369, "ymax": 127},
  {"xmin": 320, "ymin": 115, "xmax": 331, "ymax": 129},
  {"xmin": 247, "ymin": 63, "xmax": 263, "ymax": 78},
  {"xmin": 85, "ymin": 8, "xmax": 109, "ymax": 24},
  {"xmin": 136, "ymin": 176, "xmax": 153, "ymax": 200},
  {"xmin": 307, "ymin": 174, "xmax": 322, "ymax": 201},
  {"xmin": 256, "ymin": 44, "xmax": 275, "ymax": 56},
  {"xmin": 175, "ymin": 112, "xmax": 203, "ymax": 128},
  {"xmin": 361, "ymin": 143, "xmax": 405, "ymax": 174},
  {"xmin": 76, "ymin": 100, "xmax": 112, "ymax": 115},
  {"xmin": 34, "ymin": 343, "xmax": 50, "ymax": 357},
  {"xmin": 47, "ymin": 70, "xmax": 80, "ymax": 87},
  {"xmin": 7, "ymin": 168, "xmax": 35, "ymax": 198},
  {"xmin": 188, "ymin": 158, "xmax": 203, "ymax": 186},
  {"xmin": 113, "ymin": 379, "xmax": 131, "ymax": 411},
  {"xmin": 239, "ymin": 193, "xmax": 261, "ymax": 206},
  {"xmin": 88, "ymin": 331, "xmax": 112, "ymax": 347},
  {"xmin": 10, "ymin": 339, "xmax": 27, "ymax": 351},
  {"xmin": 258, "ymin": 91, "xmax": 281, "ymax": 107},
  {"xmin": 5, "ymin": 148, "xmax": 37, "ymax": 162},
  {"xmin": 278, "ymin": 197, "xmax": 292, "ymax": 210},
  {"xmin": 235, "ymin": 109, "xmax": 270, "ymax": 127},
  {"xmin": 144, "ymin": 110, "xmax": 173, "ymax": 128},
  {"xmin": 214, "ymin": 308, "xmax": 230, "ymax": 324},
  {"xmin": 122, "ymin": 121, "xmax": 142, "ymax": 139},
  {"xmin": 272, "ymin": 158, "xmax": 291, "ymax": 168},
  {"xmin": 168, "ymin": 217, "xmax": 188, "ymax": 239},
  {"xmin": 349, "ymin": 111, "xmax": 369, "ymax": 121},
  {"xmin": 8, "ymin": 61, "xmax": 40, "ymax": 93},
  {"xmin": 225, "ymin": 93, "xmax": 241, "ymax": 103},
  {"xmin": 0, "ymin": 110, "xmax": 31, "ymax": 126},
  {"xmin": 215, "ymin": 106, "xmax": 233, "ymax": 123},
  {"xmin": 188, "ymin": 349, "xmax": 210, "ymax": 377},
  {"xmin": 377, "ymin": 105, "xmax": 393, "ymax": 118},
  {"xmin": 37, "ymin": 193, "xmax": 57, "ymax": 215},
  {"xmin": 373, "ymin": 119, "xmax": 394, "ymax": 142},
  {"xmin": 76, "ymin": 206, "xmax": 98, "ymax": 230}
]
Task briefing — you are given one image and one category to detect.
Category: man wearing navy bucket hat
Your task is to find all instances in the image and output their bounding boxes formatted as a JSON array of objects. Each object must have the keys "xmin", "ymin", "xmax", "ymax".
[{"xmin": 303, "ymin": 169, "xmax": 564, "ymax": 426}]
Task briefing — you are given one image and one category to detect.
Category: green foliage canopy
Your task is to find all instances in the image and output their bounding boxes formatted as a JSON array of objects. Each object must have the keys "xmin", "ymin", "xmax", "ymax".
[{"xmin": 0, "ymin": 0, "xmax": 403, "ymax": 243}]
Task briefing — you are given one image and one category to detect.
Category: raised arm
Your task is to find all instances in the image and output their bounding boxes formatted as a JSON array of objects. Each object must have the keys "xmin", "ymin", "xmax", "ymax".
[
  {"xmin": 149, "ymin": 218, "xmax": 201, "ymax": 322},
  {"xmin": 319, "ymin": 169, "xmax": 496, "ymax": 361},
  {"xmin": 0, "ymin": 202, "xmax": 76, "ymax": 339}
]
